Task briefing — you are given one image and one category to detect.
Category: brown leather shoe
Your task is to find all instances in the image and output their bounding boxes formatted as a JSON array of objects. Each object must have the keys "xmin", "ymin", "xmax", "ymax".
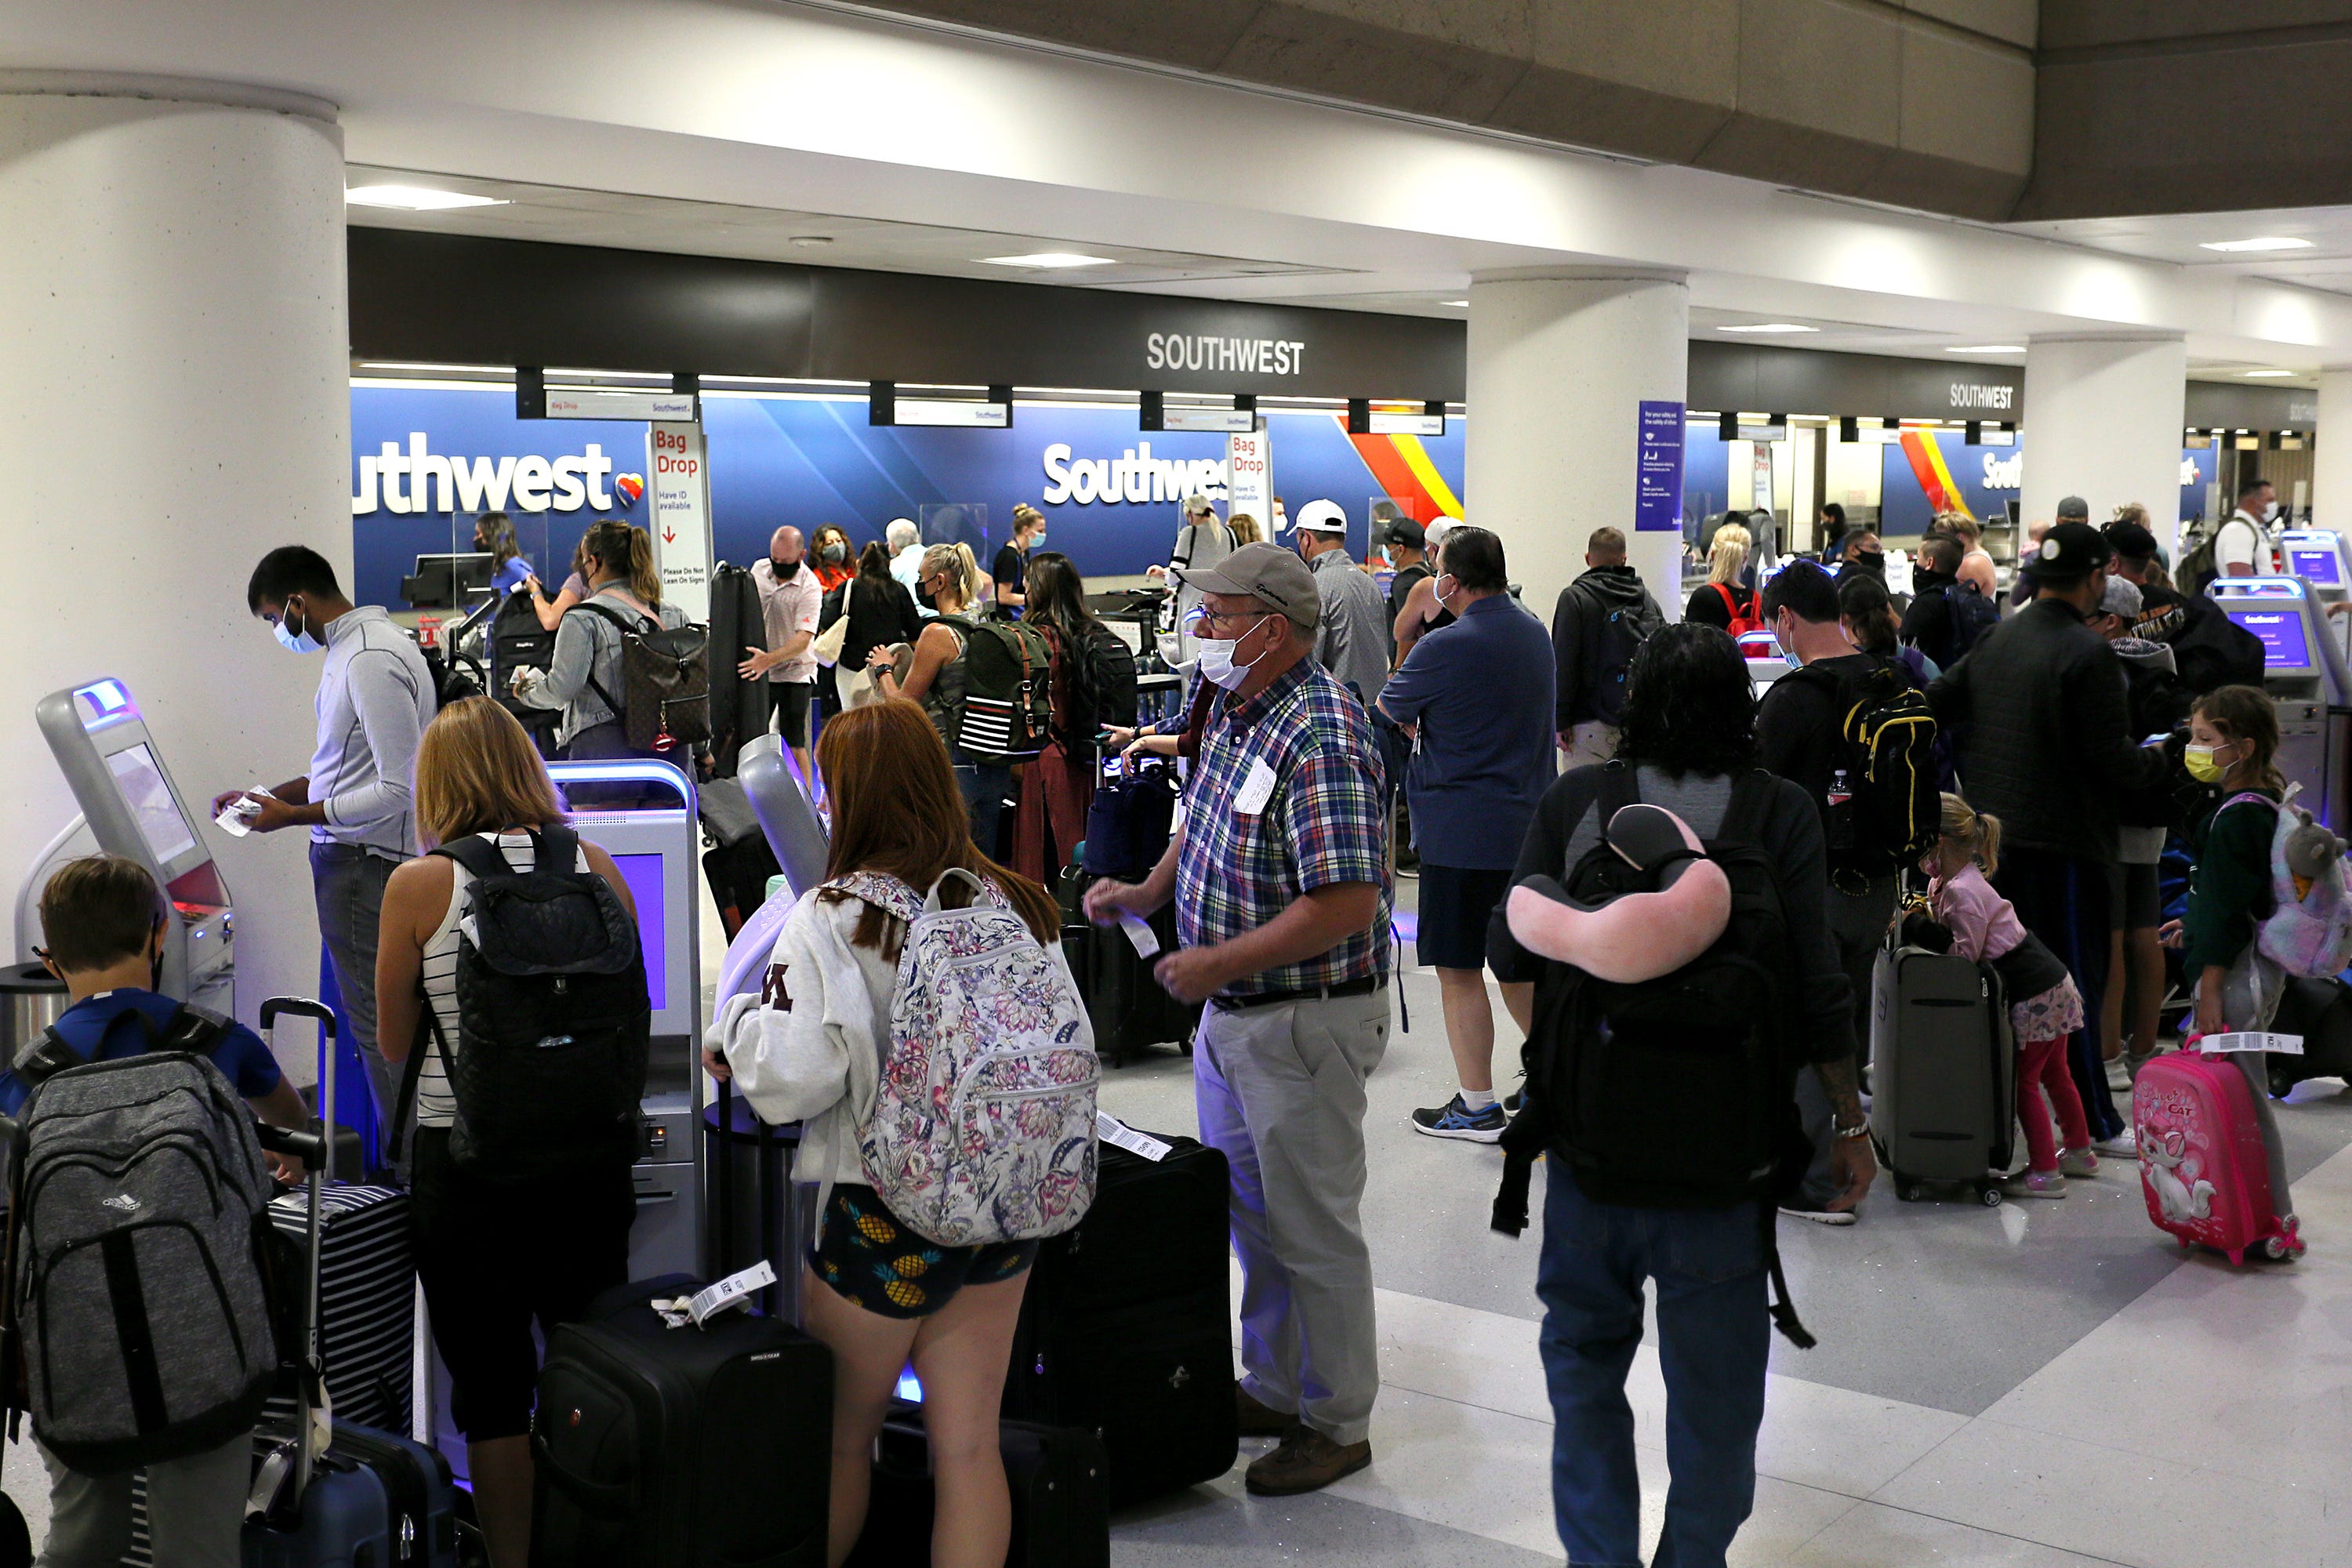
[
  {"xmin": 1236, "ymin": 1386, "xmax": 1296, "ymax": 1438},
  {"xmin": 1243, "ymin": 1428, "xmax": 1372, "ymax": 1495}
]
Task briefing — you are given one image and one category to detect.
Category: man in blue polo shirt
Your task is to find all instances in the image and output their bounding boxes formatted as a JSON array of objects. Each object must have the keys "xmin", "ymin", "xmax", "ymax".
[
  {"xmin": 9, "ymin": 855, "xmax": 304, "ymax": 1138},
  {"xmin": 1376, "ymin": 525, "xmax": 1555, "ymax": 1143}
]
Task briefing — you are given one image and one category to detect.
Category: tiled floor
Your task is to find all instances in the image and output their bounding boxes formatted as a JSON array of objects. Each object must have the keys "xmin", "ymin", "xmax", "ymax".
[{"xmin": 1094, "ymin": 960, "xmax": 2352, "ymax": 1568}]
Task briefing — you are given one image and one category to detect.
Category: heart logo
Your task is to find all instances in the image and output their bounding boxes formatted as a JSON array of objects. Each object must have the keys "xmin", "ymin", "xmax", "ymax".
[{"xmin": 613, "ymin": 473, "xmax": 645, "ymax": 506}]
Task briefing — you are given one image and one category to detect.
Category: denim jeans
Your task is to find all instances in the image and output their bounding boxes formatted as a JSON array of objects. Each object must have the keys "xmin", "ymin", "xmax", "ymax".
[
  {"xmin": 309, "ymin": 840, "xmax": 403, "ymax": 1149},
  {"xmin": 1537, "ymin": 1163, "xmax": 1769, "ymax": 1568},
  {"xmin": 950, "ymin": 748, "xmax": 1013, "ymax": 861}
]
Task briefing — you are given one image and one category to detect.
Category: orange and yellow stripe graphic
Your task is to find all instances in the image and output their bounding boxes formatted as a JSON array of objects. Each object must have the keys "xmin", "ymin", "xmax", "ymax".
[
  {"xmin": 1897, "ymin": 428, "xmax": 1975, "ymax": 523},
  {"xmin": 1339, "ymin": 419, "xmax": 1465, "ymax": 524}
]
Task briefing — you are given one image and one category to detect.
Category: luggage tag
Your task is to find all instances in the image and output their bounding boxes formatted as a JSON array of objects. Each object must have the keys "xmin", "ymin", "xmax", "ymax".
[
  {"xmin": 654, "ymin": 1259, "xmax": 779, "ymax": 1328},
  {"xmin": 1117, "ymin": 911, "xmax": 1161, "ymax": 959},
  {"xmin": 1097, "ymin": 1112, "xmax": 1172, "ymax": 1163},
  {"xmin": 2197, "ymin": 1031, "xmax": 2304, "ymax": 1055}
]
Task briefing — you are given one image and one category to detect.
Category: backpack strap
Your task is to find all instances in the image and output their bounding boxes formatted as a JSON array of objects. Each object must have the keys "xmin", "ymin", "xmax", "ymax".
[
  {"xmin": 1762, "ymin": 1203, "xmax": 1817, "ymax": 1348},
  {"xmin": 826, "ymin": 870, "xmax": 925, "ymax": 924},
  {"xmin": 530, "ymin": 824, "xmax": 582, "ymax": 877},
  {"xmin": 1713, "ymin": 583, "xmax": 1740, "ymax": 621},
  {"xmin": 568, "ymin": 601, "xmax": 657, "ymax": 723},
  {"xmin": 1715, "ymin": 767, "xmax": 1777, "ymax": 848},
  {"xmin": 431, "ymin": 833, "xmax": 517, "ymax": 883}
]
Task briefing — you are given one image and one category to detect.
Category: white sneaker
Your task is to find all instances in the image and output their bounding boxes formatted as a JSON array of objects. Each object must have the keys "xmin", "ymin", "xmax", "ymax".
[{"xmin": 2091, "ymin": 1129, "xmax": 2138, "ymax": 1158}]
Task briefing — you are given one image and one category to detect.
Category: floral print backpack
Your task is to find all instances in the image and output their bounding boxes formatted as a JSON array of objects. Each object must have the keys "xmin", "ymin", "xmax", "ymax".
[{"xmin": 830, "ymin": 868, "xmax": 1098, "ymax": 1247}]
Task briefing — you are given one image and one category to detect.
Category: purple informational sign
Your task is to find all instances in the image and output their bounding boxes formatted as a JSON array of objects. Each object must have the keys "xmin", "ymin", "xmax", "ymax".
[{"xmin": 1635, "ymin": 400, "xmax": 1685, "ymax": 532}]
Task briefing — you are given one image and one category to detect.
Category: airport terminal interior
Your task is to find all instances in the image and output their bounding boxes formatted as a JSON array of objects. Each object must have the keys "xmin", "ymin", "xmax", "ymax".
[{"xmin": 13, "ymin": 3, "xmax": 2352, "ymax": 1566}]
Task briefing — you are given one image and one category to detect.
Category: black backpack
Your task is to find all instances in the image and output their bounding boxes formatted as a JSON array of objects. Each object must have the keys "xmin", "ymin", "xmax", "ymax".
[
  {"xmin": 572, "ymin": 602, "xmax": 713, "ymax": 754},
  {"xmin": 939, "ymin": 614, "xmax": 1056, "ymax": 760},
  {"xmin": 396, "ymin": 827, "xmax": 651, "ymax": 1182},
  {"xmin": 490, "ymin": 590, "xmax": 561, "ymax": 756},
  {"xmin": 1943, "ymin": 580, "xmax": 1999, "ymax": 662},
  {"xmin": 1491, "ymin": 764, "xmax": 1816, "ymax": 1345},
  {"xmin": 1781, "ymin": 658, "xmax": 1940, "ymax": 893},
  {"xmin": 1577, "ymin": 581, "xmax": 1662, "ymax": 726},
  {"xmin": 1056, "ymin": 622, "xmax": 1138, "ymax": 760}
]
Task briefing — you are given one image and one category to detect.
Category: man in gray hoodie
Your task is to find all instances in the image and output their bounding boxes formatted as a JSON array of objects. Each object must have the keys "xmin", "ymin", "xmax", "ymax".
[{"xmin": 1550, "ymin": 528, "xmax": 1665, "ymax": 768}]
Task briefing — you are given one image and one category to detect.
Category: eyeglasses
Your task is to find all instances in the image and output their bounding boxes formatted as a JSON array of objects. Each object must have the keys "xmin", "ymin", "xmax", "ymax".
[{"xmin": 1185, "ymin": 606, "xmax": 1274, "ymax": 634}]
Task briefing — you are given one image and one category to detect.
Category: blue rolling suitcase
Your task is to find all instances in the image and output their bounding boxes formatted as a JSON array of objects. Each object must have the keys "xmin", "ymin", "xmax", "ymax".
[{"xmin": 242, "ymin": 998, "xmax": 459, "ymax": 1568}]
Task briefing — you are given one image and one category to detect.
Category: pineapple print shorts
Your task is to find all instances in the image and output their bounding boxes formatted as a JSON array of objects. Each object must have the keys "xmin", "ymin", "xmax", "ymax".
[{"xmin": 809, "ymin": 1185, "xmax": 1038, "ymax": 1319}]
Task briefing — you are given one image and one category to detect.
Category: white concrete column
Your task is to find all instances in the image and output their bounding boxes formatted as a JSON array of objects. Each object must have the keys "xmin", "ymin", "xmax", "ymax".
[
  {"xmin": 2020, "ymin": 335, "xmax": 2190, "ymax": 554},
  {"xmin": 0, "ymin": 76, "xmax": 350, "ymax": 1040},
  {"xmin": 2314, "ymin": 368, "xmax": 2352, "ymax": 535},
  {"xmin": 1467, "ymin": 269, "xmax": 1690, "ymax": 626}
]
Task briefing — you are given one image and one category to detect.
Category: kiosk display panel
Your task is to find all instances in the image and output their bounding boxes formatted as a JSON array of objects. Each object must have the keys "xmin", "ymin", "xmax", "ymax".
[
  {"xmin": 106, "ymin": 744, "xmax": 200, "ymax": 866},
  {"xmin": 2288, "ymin": 542, "xmax": 2343, "ymax": 587},
  {"xmin": 2234, "ymin": 604, "xmax": 2313, "ymax": 669}
]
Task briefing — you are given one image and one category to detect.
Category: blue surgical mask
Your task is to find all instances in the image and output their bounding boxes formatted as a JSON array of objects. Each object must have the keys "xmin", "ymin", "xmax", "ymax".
[
  {"xmin": 274, "ymin": 601, "xmax": 321, "ymax": 655},
  {"xmin": 1030, "ymin": 532, "xmax": 1047, "ymax": 548}
]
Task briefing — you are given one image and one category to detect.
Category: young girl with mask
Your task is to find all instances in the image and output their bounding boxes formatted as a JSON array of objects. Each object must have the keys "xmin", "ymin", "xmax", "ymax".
[
  {"xmin": 1925, "ymin": 794, "xmax": 2093, "ymax": 1198},
  {"xmin": 2161, "ymin": 683, "xmax": 2297, "ymax": 1227}
]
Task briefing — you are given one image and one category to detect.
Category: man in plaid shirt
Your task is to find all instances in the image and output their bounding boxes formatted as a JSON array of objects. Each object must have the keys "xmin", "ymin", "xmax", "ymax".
[{"xmin": 1085, "ymin": 543, "xmax": 1392, "ymax": 1497}]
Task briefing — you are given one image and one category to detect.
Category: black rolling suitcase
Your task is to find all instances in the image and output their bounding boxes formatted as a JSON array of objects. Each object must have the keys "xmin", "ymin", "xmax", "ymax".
[
  {"xmin": 844, "ymin": 1404, "xmax": 1109, "ymax": 1568},
  {"xmin": 530, "ymin": 1078, "xmax": 829, "ymax": 1568},
  {"xmin": 707, "ymin": 561, "xmax": 770, "ymax": 778},
  {"xmin": 1869, "ymin": 946, "xmax": 2016, "ymax": 1205},
  {"xmin": 257, "ymin": 1000, "xmax": 415, "ymax": 1435},
  {"xmin": 245, "ymin": 998, "xmax": 461, "ymax": 1568},
  {"xmin": 1004, "ymin": 1131, "xmax": 1236, "ymax": 1504}
]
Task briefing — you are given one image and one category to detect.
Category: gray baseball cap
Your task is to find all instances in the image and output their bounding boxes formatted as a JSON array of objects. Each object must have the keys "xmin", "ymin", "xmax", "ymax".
[
  {"xmin": 2056, "ymin": 495, "xmax": 2090, "ymax": 521},
  {"xmin": 1171, "ymin": 541, "xmax": 1319, "ymax": 629}
]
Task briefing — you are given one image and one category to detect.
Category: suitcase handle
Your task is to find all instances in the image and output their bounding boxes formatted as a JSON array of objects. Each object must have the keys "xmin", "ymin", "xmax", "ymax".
[{"xmin": 260, "ymin": 997, "xmax": 337, "ymax": 1037}]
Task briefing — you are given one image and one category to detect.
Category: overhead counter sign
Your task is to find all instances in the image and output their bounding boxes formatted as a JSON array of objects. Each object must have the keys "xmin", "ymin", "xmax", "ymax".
[{"xmin": 546, "ymin": 389, "xmax": 698, "ymax": 422}]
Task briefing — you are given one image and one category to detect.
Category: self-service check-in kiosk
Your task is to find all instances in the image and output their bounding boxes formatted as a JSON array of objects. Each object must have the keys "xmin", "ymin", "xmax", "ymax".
[
  {"xmin": 543, "ymin": 757, "xmax": 704, "ymax": 1280},
  {"xmin": 16, "ymin": 679, "xmax": 235, "ymax": 1012},
  {"xmin": 1739, "ymin": 628, "xmax": 1795, "ymax": 692},
  {"xmin": 2208, "ymin": 577, "xmax": 2352, "ymax": 827},
  {"xmin": 2281, "ymin": 531, "xmax": 2352, "ymax": 655}
]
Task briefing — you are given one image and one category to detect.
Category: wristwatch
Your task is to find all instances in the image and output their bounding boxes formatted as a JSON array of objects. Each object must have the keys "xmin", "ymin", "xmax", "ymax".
[{"xmin": 1834, "ymin": 1120, "xmax": 1871, "ymax": 1141}]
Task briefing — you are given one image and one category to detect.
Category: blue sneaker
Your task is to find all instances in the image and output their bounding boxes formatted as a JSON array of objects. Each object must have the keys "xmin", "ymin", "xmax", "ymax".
[{"xmin": 1410, "ymin": 1094, "xmax": 1507, "ymax": 1144}]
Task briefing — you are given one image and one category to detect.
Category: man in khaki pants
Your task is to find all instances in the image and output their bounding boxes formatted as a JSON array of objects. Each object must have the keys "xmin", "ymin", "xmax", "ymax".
[{"xmin": 1086, "ymin": 543, "xmax": 1394, "ymax": 1497}]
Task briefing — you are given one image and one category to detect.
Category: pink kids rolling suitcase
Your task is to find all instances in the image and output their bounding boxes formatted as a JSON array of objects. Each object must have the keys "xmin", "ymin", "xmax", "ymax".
[{"xmin": 2132, "ymin": 1047, "xmax": 2303, "ymax": 1264}]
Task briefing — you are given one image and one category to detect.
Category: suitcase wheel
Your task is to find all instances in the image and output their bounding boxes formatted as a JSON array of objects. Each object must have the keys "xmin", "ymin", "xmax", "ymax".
[
  {"xmin": 1977, "ymin": 1182, "xmax": 2004, "ymax": 1208},
  {"xmin": 1894, "ymin": 1179, "xmax": 1922, "ymax": 1203}
]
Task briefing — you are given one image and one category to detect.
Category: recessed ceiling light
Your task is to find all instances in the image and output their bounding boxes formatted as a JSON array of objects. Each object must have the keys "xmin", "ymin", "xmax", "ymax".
[
  {"xmin": 1945, "ymin": 344, "xmax": 2027, "ymax": 354},
  {"xmin": 789, "ymin": 235, "xmax": 834, "ymax": 248},
  {"xmin": 977, "ymin": 252, "xmax": 1117, "ymax": 269},
  {"xmin": 2241, "ymin": 368, "xmax": 2296, "ymax": 377},
  {"xmin": 2201, "ymin": 237, "xmax": 2313, "ymax": 253},
  {"xmin": 1442, "ymin": 300, "xmax": 1469, "ymax": 307},
  {"xmin": 344, "ymin": 184, "xmax": 506, "ymax": 212},
  {"xmin": 1717, "ymin": 322, "xmax": 1817, "ymax": 334}
]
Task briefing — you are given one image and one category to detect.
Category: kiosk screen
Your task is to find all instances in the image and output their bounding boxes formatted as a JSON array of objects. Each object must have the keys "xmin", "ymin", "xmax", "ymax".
[
  {"xmin": 105, "ymin": 744, "xmax": 198, "ymax": 865},
  {"xmin": 2231, "ymin": 608, "xmax": 2310, "ymax": 670},
  {"xmin": 2289, "ymin": 547, "xmax": 2342, "ymax": 586},
  {"xmin": 611, "ymin": 851, "xmax": 668, "ymax": 1010}
]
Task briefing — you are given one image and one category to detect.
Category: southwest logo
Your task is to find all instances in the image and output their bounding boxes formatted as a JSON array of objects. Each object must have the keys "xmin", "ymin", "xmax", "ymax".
[{"xmin": 614, "ymin": 473, "xmax": 646, "ymax": 506}]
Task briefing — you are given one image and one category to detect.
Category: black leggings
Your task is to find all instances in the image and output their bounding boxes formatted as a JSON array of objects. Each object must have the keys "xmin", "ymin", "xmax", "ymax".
[{"xmin": 410, "ymin": 1128, "xmax": 635, "ymax": 1440}]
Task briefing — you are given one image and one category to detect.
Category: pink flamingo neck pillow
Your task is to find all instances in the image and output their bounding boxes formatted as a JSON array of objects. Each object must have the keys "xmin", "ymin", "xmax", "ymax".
[{"xmin": 1506, "ymin": 804, "xmax": 1732, "ymax": 983}]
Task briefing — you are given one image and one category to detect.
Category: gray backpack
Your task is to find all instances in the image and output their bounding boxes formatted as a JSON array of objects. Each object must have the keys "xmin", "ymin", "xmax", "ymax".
[{"xmin": 5, "ymin": 1051, "xmax": 280, "ymax": 1472}]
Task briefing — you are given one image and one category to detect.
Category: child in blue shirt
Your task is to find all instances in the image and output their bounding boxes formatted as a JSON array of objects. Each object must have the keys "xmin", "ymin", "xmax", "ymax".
[{"xmin": 15, "ymin": 855, "xmax": 307, "ymax": 1568}]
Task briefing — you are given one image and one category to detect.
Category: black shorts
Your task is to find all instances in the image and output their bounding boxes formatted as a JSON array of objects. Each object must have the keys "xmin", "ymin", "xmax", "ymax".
[
  {"xmin": 809, "ymin": 1185, "xmax": 1036, "ymax": 1319},
  {"xmin": 410, "ymin": 1128, "xmax": 635, "ymax": 1441},
  {"xmin": 1415, "ymin": 862, "xmax": 1516, "ymax": 971},
  {"xmin": 769, "ymin": 681, "xmax": 813, "ymax": 744},
  {"xmin": 2109, "ymin": 860, "xmax": 2161, "ymax": 931}
]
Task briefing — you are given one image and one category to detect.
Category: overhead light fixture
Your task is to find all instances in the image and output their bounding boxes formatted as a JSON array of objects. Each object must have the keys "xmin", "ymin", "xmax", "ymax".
[
  {"xmin": 344, "ymin": 184, "xmax": 506, "ymax": 212},
  {"xmin": 1945, "ymin": 345, "xmax": 2026, "ymax": 354},
  {"xmin": 1717, "ymin": 322, "xmax": 1817, "ymax": 335},
  {"xmin": 1442, "ymin": 300, "xmax": 1469, "ymax": 308},
  {"xmin": 2201, "ymin": 237, "xmax": 2313, "ymax": 253},
  {"xmin": 789, "ymin": 235, "xmax": 834, "ymax": 249},
  {"xmin": 2242, "ymin": 368, "xmax": 2296, "ymax": 378},
  {"xmin": 977, "ymin": 252, "xmax": 1116, "ymax": 269}
]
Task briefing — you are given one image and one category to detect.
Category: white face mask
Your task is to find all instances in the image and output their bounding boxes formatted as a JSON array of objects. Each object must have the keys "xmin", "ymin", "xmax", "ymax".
[
  {"xmin": 1195, "ymin": 615, "xmax": 1274, "ymax": 690},
  {"xmin": 274, "ymin": 599, "xmax": 322, "ymax": 655},
  {"xmin": 2263, "ymin": 500, "xmax": 2281, "ymax": 522}
]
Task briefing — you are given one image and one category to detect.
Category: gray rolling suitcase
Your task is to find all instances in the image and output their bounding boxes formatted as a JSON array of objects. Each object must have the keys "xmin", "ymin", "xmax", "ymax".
[{"xmin": 1869, "ymin": 944, "xmax": 2015, "ymax": 1207}]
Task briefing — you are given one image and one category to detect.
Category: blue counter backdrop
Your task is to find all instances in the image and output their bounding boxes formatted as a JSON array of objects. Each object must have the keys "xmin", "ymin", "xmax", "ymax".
[{"xmin": 350, "ymin": 387, "xmax": 1465, "ymax": 608}]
